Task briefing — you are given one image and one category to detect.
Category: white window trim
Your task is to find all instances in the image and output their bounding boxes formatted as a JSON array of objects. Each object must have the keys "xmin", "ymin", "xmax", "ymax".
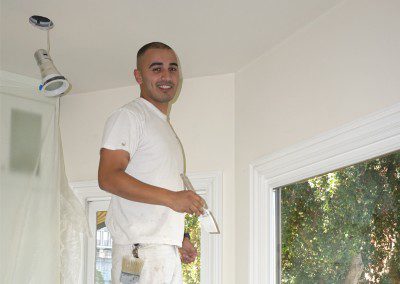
[
  {"xmin": 69, "ymin": 181, "xmax": 111, "ymax": 284},
  {"xmin": 249, "ymin": 103, "xmax": 400, "ymax": 284},
  {"xmin": 70, "ymin": 171, "xmax": 222, "ymax": 284}
]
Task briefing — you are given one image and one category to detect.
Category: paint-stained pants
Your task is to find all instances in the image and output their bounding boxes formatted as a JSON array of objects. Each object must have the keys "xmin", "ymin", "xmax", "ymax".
[{"xmin": 112, "ymin": 243, "xmax": 183, "ymax": 284}]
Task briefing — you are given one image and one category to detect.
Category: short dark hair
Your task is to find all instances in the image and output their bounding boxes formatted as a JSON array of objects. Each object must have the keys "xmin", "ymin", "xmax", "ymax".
[{"xmin": 136, "ymin": 42, "xmax": 173, "ymax": 68}]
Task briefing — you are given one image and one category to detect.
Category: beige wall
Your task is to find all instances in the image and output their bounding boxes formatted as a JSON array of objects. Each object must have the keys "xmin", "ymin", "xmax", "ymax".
[
  {"xmin": 171, "ymin": 75, "xmax": 235, "ymax": 284},
  {"xmin": 235, "ymin": 0, "xmax": 400, "ymax": 282},
  {"xmin": 60, "ymin": 73, "xmax": 235, "ymax": 284},
  {"xmin": 60, "ymin": 85, "xmax": 136, "ymax": 181}
]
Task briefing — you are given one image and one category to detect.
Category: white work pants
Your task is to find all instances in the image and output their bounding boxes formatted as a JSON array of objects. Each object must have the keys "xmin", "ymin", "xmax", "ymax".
[{"xmin": 112, "ymin": 243, "xmax": 183, "ymax": 284}]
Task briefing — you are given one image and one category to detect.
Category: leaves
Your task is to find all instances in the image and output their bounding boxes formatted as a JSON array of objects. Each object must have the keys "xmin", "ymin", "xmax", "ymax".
[
  {"xmin": 281, "ymin": 151, "xmax": 400, "ymax": 283},
  {"xmin": 182, "ymin": 213, "xmax": 201, "ymax": 284}
]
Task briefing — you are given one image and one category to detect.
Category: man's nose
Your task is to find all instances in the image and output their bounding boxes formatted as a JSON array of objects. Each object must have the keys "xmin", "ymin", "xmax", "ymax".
[{"xmin": 160, "ymin": 69, "xmax": 171, "ymax": 80}]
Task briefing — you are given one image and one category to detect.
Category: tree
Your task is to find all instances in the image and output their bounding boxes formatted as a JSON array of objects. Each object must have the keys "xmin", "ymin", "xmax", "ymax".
[
  {"xmin": 281, "ymin": 151, "xmax": 400, "ymax": 283},
  {"xmin": 182, "ymin": 213, "xmax": 201, "ymax": 284}
]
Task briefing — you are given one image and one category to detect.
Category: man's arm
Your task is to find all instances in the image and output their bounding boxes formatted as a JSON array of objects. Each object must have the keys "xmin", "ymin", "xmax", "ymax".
[{"xmin": 98, "ymin": 148, "xmax": 204, "ymax": 215}]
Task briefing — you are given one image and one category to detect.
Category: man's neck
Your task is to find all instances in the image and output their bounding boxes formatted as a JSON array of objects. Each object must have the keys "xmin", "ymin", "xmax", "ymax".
[{"xmin": 140, "ymin": 95, "xmax": 169, "ymax": 115}]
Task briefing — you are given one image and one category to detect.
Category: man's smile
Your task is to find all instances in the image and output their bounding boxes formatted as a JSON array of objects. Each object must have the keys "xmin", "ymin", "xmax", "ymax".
[{"xmin": 156, "ymin": 82, "xmax": 174, "ymax": 91}]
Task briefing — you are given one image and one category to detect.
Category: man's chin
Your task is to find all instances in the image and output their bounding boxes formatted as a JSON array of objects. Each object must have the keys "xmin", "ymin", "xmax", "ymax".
[{"xmin": 156, "ymin": 92, "xmax": 175, "ymax": 102}]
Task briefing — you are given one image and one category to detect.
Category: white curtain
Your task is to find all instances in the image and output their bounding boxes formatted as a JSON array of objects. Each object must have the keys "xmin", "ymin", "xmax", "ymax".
[{"xmin": 0, "ymin": 72, "xmax": 88, "ymax": 283}]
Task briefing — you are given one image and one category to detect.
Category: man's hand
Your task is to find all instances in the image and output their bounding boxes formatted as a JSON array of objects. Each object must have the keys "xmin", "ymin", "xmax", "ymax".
[
  {"xmin": 179, "ymin": 237, "xmax": 197, "ymax": 264},
  {"xmin": 167, "ymin": 191, "xmax": 205, "ymax": 216}
]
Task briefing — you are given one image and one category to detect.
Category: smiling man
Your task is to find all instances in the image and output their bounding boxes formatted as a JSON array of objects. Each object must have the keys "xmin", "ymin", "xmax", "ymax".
[{"xmin": 98, "ymin": 42, "xmax": 204, "ymax": 284}]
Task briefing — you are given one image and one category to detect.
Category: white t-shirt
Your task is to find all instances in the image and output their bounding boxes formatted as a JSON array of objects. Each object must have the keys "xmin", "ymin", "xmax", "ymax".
[{"xmin": 101, "ymin": 97, "xmax": 185, "ymax": 246}]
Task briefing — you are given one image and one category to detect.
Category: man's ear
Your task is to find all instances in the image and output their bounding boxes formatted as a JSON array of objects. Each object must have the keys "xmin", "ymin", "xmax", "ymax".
[{"xmin": 134, "ymin": 69, "xmax": 143, "ymax": 85}]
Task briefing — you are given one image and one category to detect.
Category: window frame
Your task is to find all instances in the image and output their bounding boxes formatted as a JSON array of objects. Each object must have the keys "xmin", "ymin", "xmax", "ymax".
[
  {"xmin": 71, "ymin": 171, "xmax": 222, "ymax": 284},
  {"xmin": 249, "ymin": 103, "xmax": 400, "ymax": 284}
]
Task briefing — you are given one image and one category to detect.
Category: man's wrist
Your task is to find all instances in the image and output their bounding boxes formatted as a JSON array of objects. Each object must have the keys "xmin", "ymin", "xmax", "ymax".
[{"xmin": 162, "ymin": 189, "xmax": 174, "ymax": 208}]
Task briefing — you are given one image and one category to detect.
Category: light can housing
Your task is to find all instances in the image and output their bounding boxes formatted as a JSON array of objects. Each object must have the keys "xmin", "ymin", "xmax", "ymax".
[{"xmin": 34, "ymin": 49, "xmax": 70, "ymax": 97}]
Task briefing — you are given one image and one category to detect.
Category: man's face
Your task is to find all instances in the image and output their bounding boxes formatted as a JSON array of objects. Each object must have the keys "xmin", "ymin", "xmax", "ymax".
[{"xmin": 135, "ymin": 48, "xmax": 180, "ymax": 106}]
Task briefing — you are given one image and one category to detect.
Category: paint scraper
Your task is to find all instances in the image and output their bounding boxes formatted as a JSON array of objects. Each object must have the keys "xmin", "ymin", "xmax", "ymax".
[{"xmin": 180, "ymin": 173, "xmax": 220, "ymax": 234}]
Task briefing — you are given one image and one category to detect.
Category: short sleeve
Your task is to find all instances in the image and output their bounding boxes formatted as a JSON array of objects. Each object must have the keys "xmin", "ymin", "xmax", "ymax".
[{"xmin": 101, "ymin": 109, "xmax": 141, "ymax": 156}]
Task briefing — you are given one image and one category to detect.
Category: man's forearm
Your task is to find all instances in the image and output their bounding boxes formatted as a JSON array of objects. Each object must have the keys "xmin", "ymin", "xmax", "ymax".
[{"xmin": 99, "ymin": 169, "xmax": 173, "ymax": 207}]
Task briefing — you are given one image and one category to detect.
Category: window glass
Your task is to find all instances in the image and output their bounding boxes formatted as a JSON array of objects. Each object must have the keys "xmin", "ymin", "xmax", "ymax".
[
  {"xmin": 182, "ymin": 214, "xmax": 201, "ymax": 284},
  {"xmin": 280, "ymin": 151, "xmax": 400, "ymax": 283},
  {"xmin": 96, "ymin": 211, "xmax": 112, "ymax": 284}
]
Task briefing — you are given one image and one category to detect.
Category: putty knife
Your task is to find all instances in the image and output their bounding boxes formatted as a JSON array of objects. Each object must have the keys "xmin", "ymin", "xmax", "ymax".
[{"xmin": 180, "ymin": 173, "xmax": 220, "ymax": 234}]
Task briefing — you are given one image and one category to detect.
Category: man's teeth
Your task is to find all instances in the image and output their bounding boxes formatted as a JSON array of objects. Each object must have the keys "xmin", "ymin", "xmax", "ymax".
[{"xmin": 159, "ymin": 85, "xmax": 172, "ymax": 89}]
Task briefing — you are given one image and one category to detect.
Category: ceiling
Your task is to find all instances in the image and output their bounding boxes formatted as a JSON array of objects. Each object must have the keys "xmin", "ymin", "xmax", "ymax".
[{"xmin": 1, "ymin": 0, "xmax": 342, "ymax": 94}]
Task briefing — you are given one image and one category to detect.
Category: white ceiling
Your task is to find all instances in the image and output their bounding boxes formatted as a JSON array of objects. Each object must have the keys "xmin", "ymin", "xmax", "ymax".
[{"xmin": 1, "ymin": 0, "xmax": 342, "ymax": 94}]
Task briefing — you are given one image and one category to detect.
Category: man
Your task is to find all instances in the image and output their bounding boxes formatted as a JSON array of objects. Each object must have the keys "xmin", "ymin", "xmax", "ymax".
[{"xmin": 98, "ymin": 42, "xmax": 204, "ymax": 283}]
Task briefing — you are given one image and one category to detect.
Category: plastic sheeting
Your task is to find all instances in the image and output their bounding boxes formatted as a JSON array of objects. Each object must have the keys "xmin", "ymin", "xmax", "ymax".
[{"xmin": 1, "ymin": 75, "xmax": 88, "ymax": 283}]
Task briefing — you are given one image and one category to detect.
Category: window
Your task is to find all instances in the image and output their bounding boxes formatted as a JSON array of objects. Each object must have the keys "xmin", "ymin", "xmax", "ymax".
[
  {"xmin": 71, "ymin": 171, "xmax": 222, "ymax": 284},
  {"xmin": 182, "ymin": 211, "xmax": 201, "ymax": 283},
  {"xmin": 87, "ymin": 199, "xmax": 111, "ymax": 284},
  {"xmin": 277, "ymin": 151, "xmax": 400, "ymax": 283},
  {"xmin": 249, "ymin": 103, "xmax": 400, "ymax": 283}
]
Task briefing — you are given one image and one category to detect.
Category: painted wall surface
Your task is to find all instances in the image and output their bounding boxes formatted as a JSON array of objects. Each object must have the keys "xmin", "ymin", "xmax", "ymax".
[
  {"xmin": 235, "ymin": 0, "xmax": 400, "ymax": 282},
  {"xmin": 60, "ymin": 85, "xmax": 137, "ymax": 181},
  {"xmin": 170, "ymin": 75, "xmax": 235, "ymax": 284},
  {"xmin": 60, "ymin": 73, "xmax": 235, "ymax": 284}
]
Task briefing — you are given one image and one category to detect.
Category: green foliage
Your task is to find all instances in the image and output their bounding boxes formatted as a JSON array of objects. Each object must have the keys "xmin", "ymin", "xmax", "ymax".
[
  {"xmin": 182, "ymin": 213, "xmax": 201, "ymax": 284},
  {"xmin": 281, "ymin": 151, "xmax": 400, "ymax": 283},
  {"xmin": 95, "ymin": 269, "xmax": 105, "ymax": 284}
]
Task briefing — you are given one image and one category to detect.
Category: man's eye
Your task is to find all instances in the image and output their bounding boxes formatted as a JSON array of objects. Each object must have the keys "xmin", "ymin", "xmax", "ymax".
[
  {"xmin": 152, "ymin": 68, "xmax": 161, "ymax": 72},
  {"xmin": 169, "ymin": 67, "xmax": 177, "ymax": 72}
]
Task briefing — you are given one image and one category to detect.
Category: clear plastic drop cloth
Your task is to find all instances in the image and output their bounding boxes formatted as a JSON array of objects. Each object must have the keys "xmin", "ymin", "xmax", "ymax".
[
  {"xmin": 60, "ymin": 133, "xmax": 90, "ymax": 284},
  {"xmin": 0, "ymin": 73, "xmax": 88, "ymax": 284}
]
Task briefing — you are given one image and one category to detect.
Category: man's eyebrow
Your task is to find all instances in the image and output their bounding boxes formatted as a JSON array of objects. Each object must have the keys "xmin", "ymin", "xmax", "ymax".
[
  {"xmin": 149, "ymin": 62, "xmax": 163, "ymax": 68},
  {"xmin": 148, "ymin": 62, "xmax": 179, "ymax": 69}
]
